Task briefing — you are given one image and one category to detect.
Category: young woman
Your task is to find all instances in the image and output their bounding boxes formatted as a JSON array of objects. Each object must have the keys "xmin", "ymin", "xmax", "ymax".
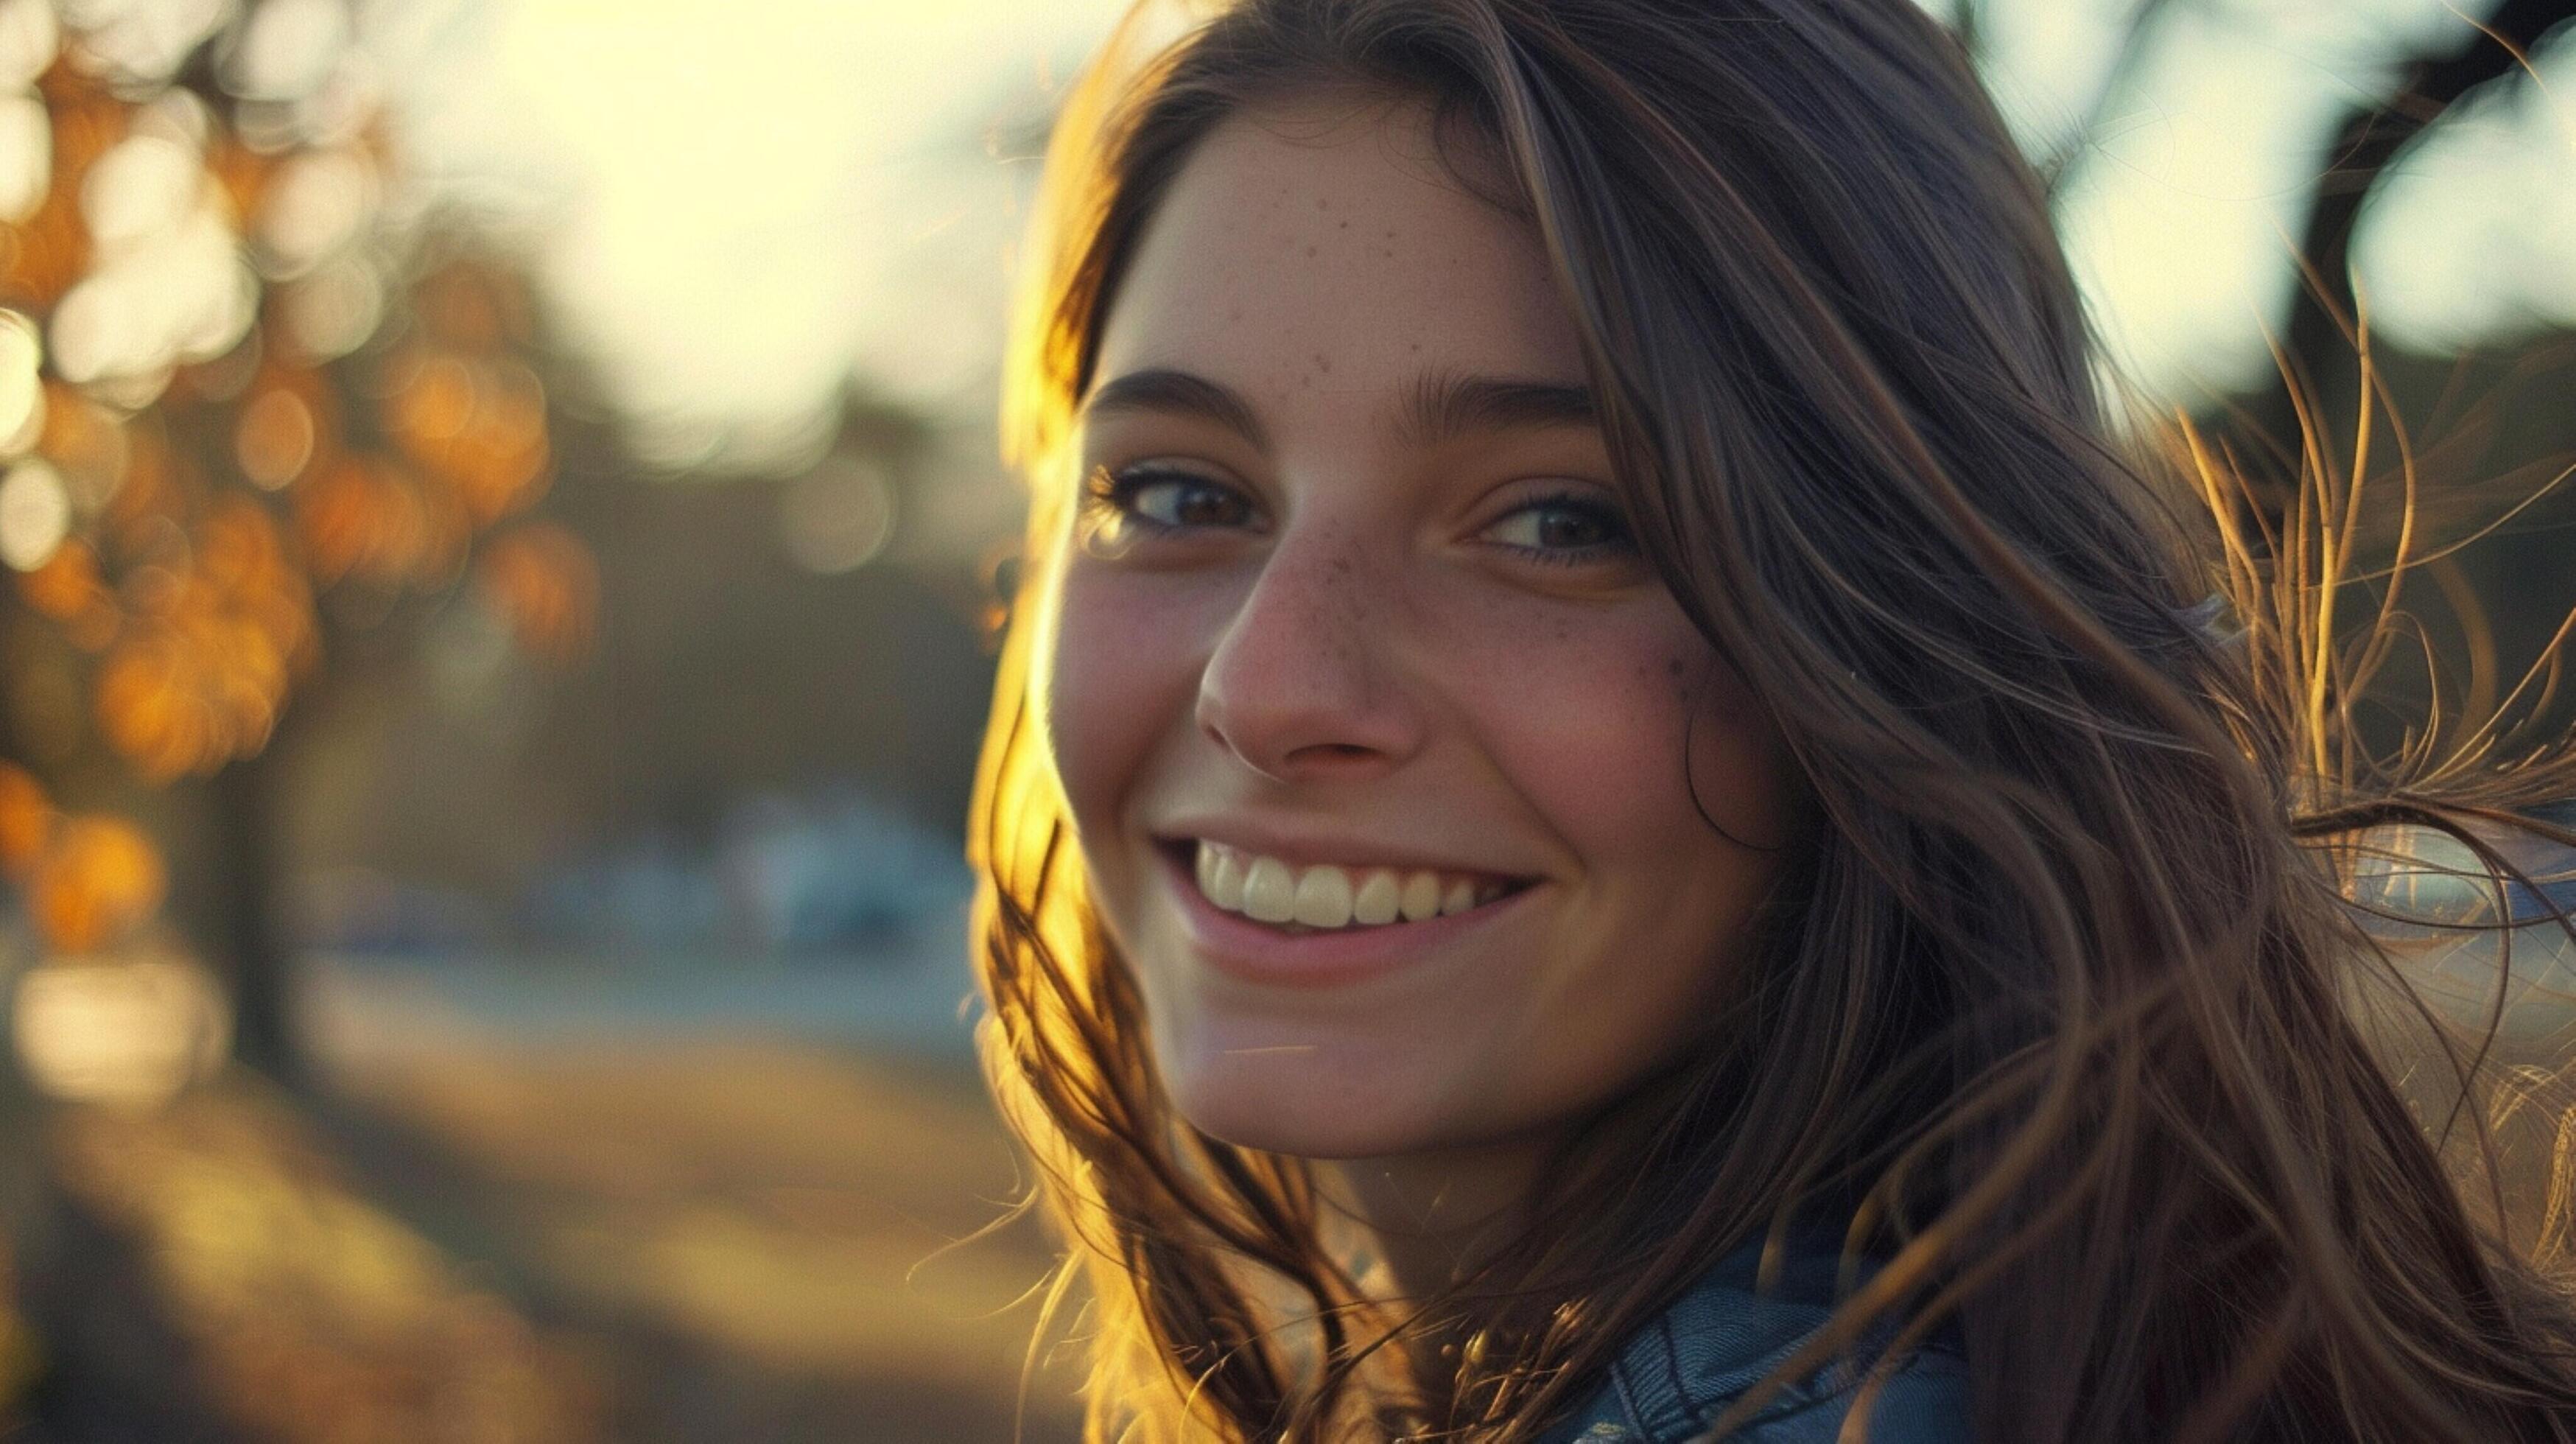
[{"xmin": 964, "ymin": 0, "xmax": 2576, "ymax": 1437}]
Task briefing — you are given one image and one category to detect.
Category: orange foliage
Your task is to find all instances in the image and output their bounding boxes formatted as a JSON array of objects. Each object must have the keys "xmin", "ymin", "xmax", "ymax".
[
  {"xmin": 0, "ymin": 762, "xmax": 52, "ymax": 877},
  {"xmin": 64, "ymin": 594, "xmax": 122, "ymax": 651},
  {"xmin": 382, "ymin": 348, "xmax": 550, "ymax": 526},
  {"xmin": 453, "ymin": 362, "xmax": 551, "ymax": 524},
  {"xmin": 204, "ymin": 133, "xmax": 274, "ymax": 224},
  {"xmin": 359, "ymin": 469, "xmax": 429, "ymax": 582},
  {"xmin": 40, "ymin": 380, "xmax": 130, "ymax": 510},
  {"xmin": 0, "ymin": 175, "xmax": 88, "ymax": 311},
  {"xmin": 389, "ymin": 350, "xmax": 475, "ymax": 444},
  {"xmin": 197, "ymin": 494, "xmax": 304, "ymax": 620},
  {"xmin": 35, "ymin": 66, "xmax": 127, "ymax": 171},
  {"xmin": 292, "ymin": 450, "xmax": 485, "ymax": 593},
  {"xmin": 29, "ymin": 813, "xmax": 166, "ymax": 955},
  {"xmin": 103, "ymin": 415, "xmax": 188, "ymax": 536},
  {"xmin": 236, "ymin": 385, "xmax": 320, "ymax": 491},
  {"xmin": 10, "ymin": 72, "xmax": 124, "ymax": 266},
  {"xmin": 0, "ymin": 81, "xmax": 119, "ymax": 309},
  {"xmin": 88, "ymin": 496, "xmax": 313, "ymax": 779},
  {"xmin": 21, "ymin": 536, "xmax": 124, "ymax": 650},
  {"xmin": 18, "ymin": 536, "xmax": 106, "ymax": 620},
  {"xmin": 295, "ymin": 453, "xmax": 392, "ymax": 584},
  {"xmin": 413, "ymin": 262, "xmax": 530, "ymax": 350},
  {"xmin": 407, "ymin": 472, "xmax": 474, "ymax": 586},
  {"xmin": 475, "ymin": 523, "xmax": 597, "ymax": 667},
  {"xmin": 96, "ymin": 631, "xmax": 215, "ymax": 782},
  {"xmin": 0, "ymin": 53, "xmax": 575, "ymax": 964}
]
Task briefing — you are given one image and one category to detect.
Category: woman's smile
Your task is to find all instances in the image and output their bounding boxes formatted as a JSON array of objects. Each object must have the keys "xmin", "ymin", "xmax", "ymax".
[
  {"xmin": 1150, "ymin": 835, "xmax": 1544, "ymax": 992},
  {"xmin": 1165, "ymin": 832, "xmax": 1535, "ymax": 925}
]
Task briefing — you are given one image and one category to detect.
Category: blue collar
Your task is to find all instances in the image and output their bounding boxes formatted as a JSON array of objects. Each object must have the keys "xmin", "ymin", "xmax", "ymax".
[{"xmin": 1535, "ymin": 1232, "xmax": 1968, "ymax": 1443}]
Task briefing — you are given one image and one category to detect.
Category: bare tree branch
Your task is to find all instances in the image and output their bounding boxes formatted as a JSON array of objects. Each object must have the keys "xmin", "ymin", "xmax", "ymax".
[{"xmin": 2246, "ymin": 0, "xmax": 2575, "ymax": 445}]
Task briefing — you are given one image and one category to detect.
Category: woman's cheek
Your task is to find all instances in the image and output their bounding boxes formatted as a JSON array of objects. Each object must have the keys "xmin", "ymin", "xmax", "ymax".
[
  {"xmin": 1433, "ymin": 589, "xmax": 1709, "ymax": 827},
  {"xmin": 1045, "ymin": 564, "xmax": 1205, "ymax": 856}
]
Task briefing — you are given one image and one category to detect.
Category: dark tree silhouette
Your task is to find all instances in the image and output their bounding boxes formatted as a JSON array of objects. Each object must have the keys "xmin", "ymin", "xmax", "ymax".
[{"xmin": 1956, "ymin": 0, "xmax": 2574, "ymax": 443}]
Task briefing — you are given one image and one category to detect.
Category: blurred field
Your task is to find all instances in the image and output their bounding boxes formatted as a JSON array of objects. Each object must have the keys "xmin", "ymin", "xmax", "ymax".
[
  {"xmin": 25, "ymin": 960, "xmax": 1085, "ymax": 1443},
  {"xmin": 323, "ymin": 1035, "xmax": 1080, "ymax": 1441}
]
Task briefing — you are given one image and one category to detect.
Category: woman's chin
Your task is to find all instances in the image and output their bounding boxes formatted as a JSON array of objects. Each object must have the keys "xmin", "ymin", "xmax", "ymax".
[{"xmin": 1160, "ymin": 1048, "xmax": 1456, "ymax": 1162}]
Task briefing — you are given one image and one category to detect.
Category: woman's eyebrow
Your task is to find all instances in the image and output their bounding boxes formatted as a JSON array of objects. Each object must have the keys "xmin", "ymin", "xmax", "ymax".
[
  {"xmin": 1397, "ymin": 368, "xmax": 1597, "ymax": 446},
  {"xmin": 1078, "ymin": 366, "xmax": 1598, "ymax": 452},
  {"xmin": 1081, "ymin": 368, "xmax": 1271, "ymax": 451}
]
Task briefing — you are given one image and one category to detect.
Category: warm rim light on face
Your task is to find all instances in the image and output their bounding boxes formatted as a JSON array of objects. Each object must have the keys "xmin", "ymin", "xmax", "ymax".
[{"xmin": 1036, "ymin": 94, "xmax": 1798, "ymax": 1171}]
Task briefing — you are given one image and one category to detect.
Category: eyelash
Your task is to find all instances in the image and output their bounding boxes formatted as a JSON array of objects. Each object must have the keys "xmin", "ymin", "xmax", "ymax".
[
  {"xmin": 1081, "ymin": 463, "xmax": 1245, "ymax": 539},
  {"xmin": 1081, "ymin": 465, "xmax": 1638, "ymax": 567}
]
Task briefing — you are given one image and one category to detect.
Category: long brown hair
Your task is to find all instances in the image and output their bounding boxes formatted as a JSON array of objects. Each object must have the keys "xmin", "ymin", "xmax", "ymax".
[{"xmin": 965, "ymin": 0, "xmax": 2576, "ymax": 1437}]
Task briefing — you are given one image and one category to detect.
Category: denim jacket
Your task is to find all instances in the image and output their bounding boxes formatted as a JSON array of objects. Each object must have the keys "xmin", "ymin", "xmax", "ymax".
[{"xmin": 1534, "ymin": 1231, "xmax": 1969, "ymax": 1443}]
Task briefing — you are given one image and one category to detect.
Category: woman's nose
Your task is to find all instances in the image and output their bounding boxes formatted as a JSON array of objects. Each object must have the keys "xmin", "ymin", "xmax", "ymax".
[{"xmin": 1194, "ymin": 525, "xmax": 1425, "ymax": 782}]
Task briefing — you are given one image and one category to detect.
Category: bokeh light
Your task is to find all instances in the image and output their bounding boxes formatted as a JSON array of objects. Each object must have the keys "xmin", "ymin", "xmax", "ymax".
[
  {"xmin": 0, "ymin": 758, "xmax": 51, "ymax": 874},
  {"xmin": 0, "ymin": 91, "xmax": 49, "ymax": 220},
  {"xmin": 232, "ymin": 377, "xmax": 312, "ymax": 487},
  {"xmin": 27, "ymin": 809, "xmax": 162, "ymax": 952},
  {"xmin": 12, "ymin": 951, "xmax": 229, "ymax": 1107},
  {"xmin": 60, "ymin": 0, "xmax": 236, "ymax": 92},
  {"xmin": 0, "ymin": 0, "xmax": 60, "ymax": 92},
  {"xmin": 778, "ymin": 454, "xmax": 895, "ymax": 575},
  {"xmin": 0, "ymin": 452, "xmax": 66, "ymax": 568},
  {"xmin": 472, "ymin": 519, "xmax": 594, "ymax": 665},
  {"xmin": 0, "ymin": 306, "xmax": 46, "ymax": 449}
]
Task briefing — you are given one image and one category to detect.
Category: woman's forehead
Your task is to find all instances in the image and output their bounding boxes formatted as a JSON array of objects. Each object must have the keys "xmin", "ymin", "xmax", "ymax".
[{"xmin": 1087, "ymin": 95, "xmax": 1589, "ymax": 441}]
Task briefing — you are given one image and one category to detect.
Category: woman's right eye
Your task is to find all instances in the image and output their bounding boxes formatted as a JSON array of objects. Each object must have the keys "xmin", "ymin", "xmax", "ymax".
[{"xmin": 1081, "ymin": 464, "xmax": 1257, "ymax": 542}]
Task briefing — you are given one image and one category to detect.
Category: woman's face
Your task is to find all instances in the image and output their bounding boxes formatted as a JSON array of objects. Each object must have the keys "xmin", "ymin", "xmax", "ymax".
[{"xmin": 1045, "ymin": 93, "xmax": 1800, "ymax": 1164}]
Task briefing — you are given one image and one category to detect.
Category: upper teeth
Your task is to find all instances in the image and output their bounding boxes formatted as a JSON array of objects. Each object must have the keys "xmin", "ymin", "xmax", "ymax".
[{"xmin": 1191, "ymin": 841, "xmax": 1507, "ymax": 929}]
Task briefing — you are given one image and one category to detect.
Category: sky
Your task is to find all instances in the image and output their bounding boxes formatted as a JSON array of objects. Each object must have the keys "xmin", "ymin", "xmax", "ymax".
[
  {"xmin": 361, "ymin": 0, "xmax": 2576, "ymax": 474},
  {"xmin": 367, "ymin": 0, "xmax": 1132, "ymax": 472}
]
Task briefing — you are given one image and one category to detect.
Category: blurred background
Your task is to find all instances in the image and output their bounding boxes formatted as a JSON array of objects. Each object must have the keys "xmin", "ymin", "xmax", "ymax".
[{"xmin": 0, "ymin": 0, "xmax": 2568, "ymax": 1439}]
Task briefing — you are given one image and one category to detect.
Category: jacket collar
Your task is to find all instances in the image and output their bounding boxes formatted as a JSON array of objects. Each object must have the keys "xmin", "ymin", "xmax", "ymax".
[{"xmin": 1534, "ymin": 1228, "xmax": 1968, "ymax": 1443}]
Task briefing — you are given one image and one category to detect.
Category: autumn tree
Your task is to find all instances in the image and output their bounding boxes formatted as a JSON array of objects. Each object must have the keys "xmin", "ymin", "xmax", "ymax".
[{"xmin": 0, "ymin": 0, "xmax": 594, "ymax": 1084}]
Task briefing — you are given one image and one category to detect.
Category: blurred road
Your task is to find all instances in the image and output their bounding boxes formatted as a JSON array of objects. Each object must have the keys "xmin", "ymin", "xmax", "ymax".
[{"xmin": 306, "ymin": 951, "xmax": 1082, "ymax": 1442}]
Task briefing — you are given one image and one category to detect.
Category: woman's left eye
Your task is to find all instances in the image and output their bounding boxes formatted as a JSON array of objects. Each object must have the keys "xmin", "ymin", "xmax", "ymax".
[{"xmin": 1480, "ymin": 491, "xmax": 1638, "ymax": 565}]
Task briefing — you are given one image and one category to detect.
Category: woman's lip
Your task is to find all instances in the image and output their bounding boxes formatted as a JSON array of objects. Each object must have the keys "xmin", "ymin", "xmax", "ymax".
[{"xmin": 1153, "ymin": 843, "xmax": 1535, "ymax": 990}]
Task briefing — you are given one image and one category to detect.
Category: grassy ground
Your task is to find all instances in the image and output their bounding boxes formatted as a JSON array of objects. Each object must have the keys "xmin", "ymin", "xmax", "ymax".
[
  {"xmin": 323, "ymin": 1033, "xmax": 1086, "ymax": 1442},
  {"xmin": 27, "ymin": 1033, "xmax": 1084, "ymax": 1443}
]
